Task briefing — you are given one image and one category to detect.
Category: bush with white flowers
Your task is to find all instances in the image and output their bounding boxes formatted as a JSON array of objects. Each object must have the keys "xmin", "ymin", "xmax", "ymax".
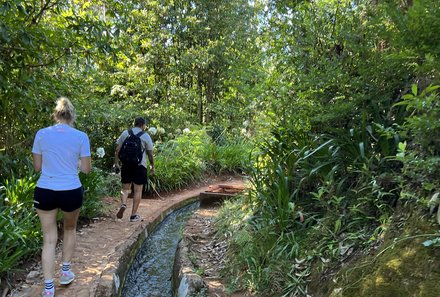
[
  {"xmin": 157, "ymin": 127, "xmax": 165, "ymax": 135},
  {"xmin": 96, "ymin": 147, "xmax": 105, "ymax": 158},
  {"xmin": 148, "ymin": 127, "xmax": 157, "ymax": 135}
]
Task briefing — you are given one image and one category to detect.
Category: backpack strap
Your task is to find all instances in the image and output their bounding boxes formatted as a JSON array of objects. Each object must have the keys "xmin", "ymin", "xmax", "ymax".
[
  {"xmin": 128, "ymin": 129, "xmax": 134, "ymax": 136},
  {"xmin": 135, "ymin": 130, "xmax": 146, "ymax": 152}
]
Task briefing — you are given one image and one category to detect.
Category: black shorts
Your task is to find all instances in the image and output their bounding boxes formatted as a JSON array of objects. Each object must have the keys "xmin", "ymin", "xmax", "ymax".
[
  {"xmin": 121, "ymin": 165, "xmax": 148, "ymax": 185},
  {"xmin": 34, "ymin": 187, "xmax": 83, "ymax": 212}
]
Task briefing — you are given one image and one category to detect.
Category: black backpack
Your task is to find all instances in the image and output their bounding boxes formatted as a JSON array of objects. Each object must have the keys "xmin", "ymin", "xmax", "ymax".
[{"xmin": 118, "ymin": 129, "xmax": 145, "ymax": 166}]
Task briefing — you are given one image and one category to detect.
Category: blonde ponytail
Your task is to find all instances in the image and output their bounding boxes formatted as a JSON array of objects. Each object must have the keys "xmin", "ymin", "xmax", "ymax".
[{"xmin": 53, "ymin": 97, "xmax": 76, "ymax": 124}]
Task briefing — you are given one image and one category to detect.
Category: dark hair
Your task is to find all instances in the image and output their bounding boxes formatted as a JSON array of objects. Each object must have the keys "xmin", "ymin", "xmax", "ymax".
[{"xmin": 134, "ymin": 117, "xmax": 146, "ymax": 127}]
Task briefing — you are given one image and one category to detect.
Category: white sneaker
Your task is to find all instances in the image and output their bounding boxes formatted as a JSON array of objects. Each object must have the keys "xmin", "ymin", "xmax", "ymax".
[
  {"xmin": 60, "ymin": 270, "xmax": 75, "ymax": 285},
  {"xmin": 42, "ymin": 289, "xmax": 55, "ymax": 296}
]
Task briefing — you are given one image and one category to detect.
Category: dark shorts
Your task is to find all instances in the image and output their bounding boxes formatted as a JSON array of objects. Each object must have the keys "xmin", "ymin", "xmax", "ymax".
[
  {"xmin": 34, "ymin": 187, "xmax": 83, "ymax": 212},
  {"xmin": 121, "ymin": 165, "xmax": 148, "ymax": 185}
]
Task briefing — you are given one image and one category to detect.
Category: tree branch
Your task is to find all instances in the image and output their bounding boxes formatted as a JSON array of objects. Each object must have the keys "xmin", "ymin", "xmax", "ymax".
[
  {"xmin": 18, "ymin": 51, "xmax": 68, "ymax": 68},
  {"xmin": 30, "ymin": 0, "xmax": 60, "ymax": 25}
]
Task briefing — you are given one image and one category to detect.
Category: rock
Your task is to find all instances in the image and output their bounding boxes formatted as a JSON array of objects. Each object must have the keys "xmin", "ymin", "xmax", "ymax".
[
  {"xmin": 177, "ymin": 274, "xmax": 205, "ymax": 297},
  {"xmin": 25, "ymin": 271, "xmax": 40, "ymax": 283}
]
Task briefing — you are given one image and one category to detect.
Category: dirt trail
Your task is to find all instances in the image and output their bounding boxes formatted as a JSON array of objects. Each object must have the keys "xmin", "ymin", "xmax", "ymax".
[{"xmin": 11, "ymin": 175, "xmax": 245, "ymax": 297}]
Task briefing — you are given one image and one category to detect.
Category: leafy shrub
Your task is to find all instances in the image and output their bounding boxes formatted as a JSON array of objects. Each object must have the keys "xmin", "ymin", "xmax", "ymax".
[
  {"xmin": 394, "ymin": 85, "xmax": 440, "ymax": 200},
  {"xmin": 150, "ymin": 129, "xmax": 210, "ymax": 192},
  {"xmin": 216, "ymin": 118, "xmax": 400, "ymax": 294},
  {"xmin": 0, "ymin": 175, "xmax": 41, "ymax": 277},
  {"xmin": 149, "ymin": 128, "xmax": 252, "ymax": 192},
  {"xmin": 79, "ymin": 168, "xmax": 117, "ymax": 219},
  {"xmin": 0, "ymin": 151, "xmax": 34, "ymax": 185},
  {"xmin": 204, "ymin": 141, "xmax": 252, "ymax": 174}
]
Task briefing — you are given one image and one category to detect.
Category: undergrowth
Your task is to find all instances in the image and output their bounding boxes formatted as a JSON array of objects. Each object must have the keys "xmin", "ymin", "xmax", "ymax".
[{"xmin": 214, "ymin": 84, "xmax": 440, "ymax": 296}]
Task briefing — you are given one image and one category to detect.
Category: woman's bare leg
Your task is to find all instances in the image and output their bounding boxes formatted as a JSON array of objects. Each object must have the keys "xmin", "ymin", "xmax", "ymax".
[{"xmin": 37, "ymin": 209, "xmax": 58, "ymax": 280}]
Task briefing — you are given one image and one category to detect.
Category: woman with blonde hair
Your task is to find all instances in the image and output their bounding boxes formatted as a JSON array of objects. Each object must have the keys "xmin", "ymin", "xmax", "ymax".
[{"xmin": 32, "ymin": 97, "xmax": 91, "ymax": 296}]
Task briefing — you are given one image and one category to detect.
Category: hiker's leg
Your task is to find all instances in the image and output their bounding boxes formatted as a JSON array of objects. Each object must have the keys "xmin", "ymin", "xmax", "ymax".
[
  {"xmin": 120, "ymin": 164, "xmax": 133, "ymax": 206},
  {"xmin": 37, "ymin": 209, "xmax": 58, "ymax": 280},
  {"xmin": 121, "ymin": 183, "xmax": 132, "ymax": 205},
  {"xmin": 62, "ymin": 208, "xmax": 80, "ymax": 263},
  {"xmin": 132, "ymin": 183, "xmax": 143, "ymax": 215},
  {"xmin": 116, "ymin": 183, "xmax": 131, "ymax": 219},
  {"xmin": 131, "ymin": 165, "xmax": 148, "ymax": 216}
]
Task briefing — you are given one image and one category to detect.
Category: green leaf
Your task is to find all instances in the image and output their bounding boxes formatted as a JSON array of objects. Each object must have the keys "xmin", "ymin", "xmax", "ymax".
[
  {"xmin": 358, "ymin": 142, "xmax": 365, "ymax": 158},
  {"xmin": 420, "ymin": 84, "xmax": 440, "ymax": 97},
  {"xmin": 411, "ymin": 84, "xmax": 418, "ymax": 96},
  {"xmin": 398, "ymin": 141, "xmax": 406, "ymax": 152},
  {"xmin": 334, "ymin": 218, "xmax": 341, "ymax": 234},
  {"xmin": 17, "ymin": 4, "xmax": 27, "ymax": 16}
]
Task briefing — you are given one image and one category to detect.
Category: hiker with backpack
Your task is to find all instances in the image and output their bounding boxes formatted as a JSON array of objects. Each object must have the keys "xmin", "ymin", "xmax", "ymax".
[{"xmin": 113, "ymin": 117, "xmax": 154, "ymax": 222}]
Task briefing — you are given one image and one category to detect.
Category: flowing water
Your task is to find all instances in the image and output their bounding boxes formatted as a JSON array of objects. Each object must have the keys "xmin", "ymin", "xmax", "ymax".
[{"xmin": 121, "ymin": 202, "xmax": 199, "ymax": 297}]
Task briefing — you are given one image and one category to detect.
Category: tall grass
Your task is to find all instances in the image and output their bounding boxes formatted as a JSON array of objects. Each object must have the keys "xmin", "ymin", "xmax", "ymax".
[
  {"xmin": 214, "ymin": 122, "xmax": 401, "ymax": 295},
  {"xmin": 150, "ymin": 130, "xmax": 209, "ymax": 191},
  {"xmin": 204, "ymin": 140, "xmax": 252, "ymax": 174},
  {"xmin": 151, "ymin": 129, "xmax": 251, "ymax": 192}
]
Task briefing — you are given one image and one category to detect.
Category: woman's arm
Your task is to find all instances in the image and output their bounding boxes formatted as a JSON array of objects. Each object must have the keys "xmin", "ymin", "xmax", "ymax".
[
  {"xmin": 79, "ymin": 156, "xmax": 92, "ymax": 174},
  {"xmin": 33, "ymin": 153, "xmax": 42, "ymax": 172}
]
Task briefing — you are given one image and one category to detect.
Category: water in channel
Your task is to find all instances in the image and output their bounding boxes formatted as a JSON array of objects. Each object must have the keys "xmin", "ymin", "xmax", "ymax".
[{"xmin": 121, "ymin": 202, "xmax": 199, "ymax": 297}]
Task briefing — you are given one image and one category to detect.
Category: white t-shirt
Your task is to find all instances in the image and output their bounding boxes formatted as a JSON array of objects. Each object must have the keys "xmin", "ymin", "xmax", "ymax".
[
  {"xmin": 32, "ymin": 123, "xmax": 91, "ymax": 190},
  {"xmin": 116, "ymin": 127, "xmax": 154, "ymax": 168}
]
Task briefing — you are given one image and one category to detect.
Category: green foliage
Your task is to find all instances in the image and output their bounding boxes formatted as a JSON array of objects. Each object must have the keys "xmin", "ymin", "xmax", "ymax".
[
  {"xmin": 79, "ymin": 168, "xmax": 111, "ymax": 219},
  {"xmin": 0, "ymin": 168, "xmax": 118, "ymax": 278},
  {"xmin": 0, "ymin": 174, "xmax": 41, "ymax": 277},
  {"xmin": 394, "ymin": 84, "xmax": 440, "ymax": 198},
  {"xmin": 151, "ymin": 130, "xmax": 208, "ymax": 192},
  {"xmin": 1, "ymin": 0, "xmax": 262, "ymax": 182},
  {"xmin": 1, "ymin": 0, "xmax": 440, "ymax": 295},
  {"xmin": 151, "ymin": 128, "xmax": 251, "ymax": 192},
  {"xmin": 204, "ymin": 141, "xmax": 252, "ymax": 175},
  {"xmin": 218, "ymin": 118, "xmax": 399, "ymax": 293},
  {"xmin": 321, "ymin": 206, "xmax": 440, "ymax": 297},
  {"xmin": 217, "ymin": 1, "xmax": 440, "ymax": 293},
  {"xmin": 0, "ymin": 151, "xmax": 34, "ymax": 184},
  {"xmin": 395, "ymin": 84, "xmax": 440, "ymax": 154}
]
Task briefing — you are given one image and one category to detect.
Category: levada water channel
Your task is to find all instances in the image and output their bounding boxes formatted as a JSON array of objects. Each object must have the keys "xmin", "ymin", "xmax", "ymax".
[{"xmin": 120, "ymin": 202, "xmax": 199, "ymax": 297}]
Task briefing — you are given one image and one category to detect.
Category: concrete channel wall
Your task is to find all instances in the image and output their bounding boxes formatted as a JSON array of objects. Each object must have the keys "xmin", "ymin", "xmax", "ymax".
[
  {"xmin": 95, "ymin": 197, "xmax": 199, "ymax": 297},
  {"xmin": 172, "ymin": 231, "xmax": 205, "ymax": 297},
  {"xmin": 172, "ymin": 192, "xmax": 237, "ymax": 297},
  {"xmin": 95, "ymin": 190, "xmax": 240, "ymax": 297}
]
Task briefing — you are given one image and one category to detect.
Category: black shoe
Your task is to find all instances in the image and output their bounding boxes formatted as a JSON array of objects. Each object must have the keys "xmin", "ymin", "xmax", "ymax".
[{"xmin": 116, "ymin": 204, "xmax": 127, "ymax": 219}]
